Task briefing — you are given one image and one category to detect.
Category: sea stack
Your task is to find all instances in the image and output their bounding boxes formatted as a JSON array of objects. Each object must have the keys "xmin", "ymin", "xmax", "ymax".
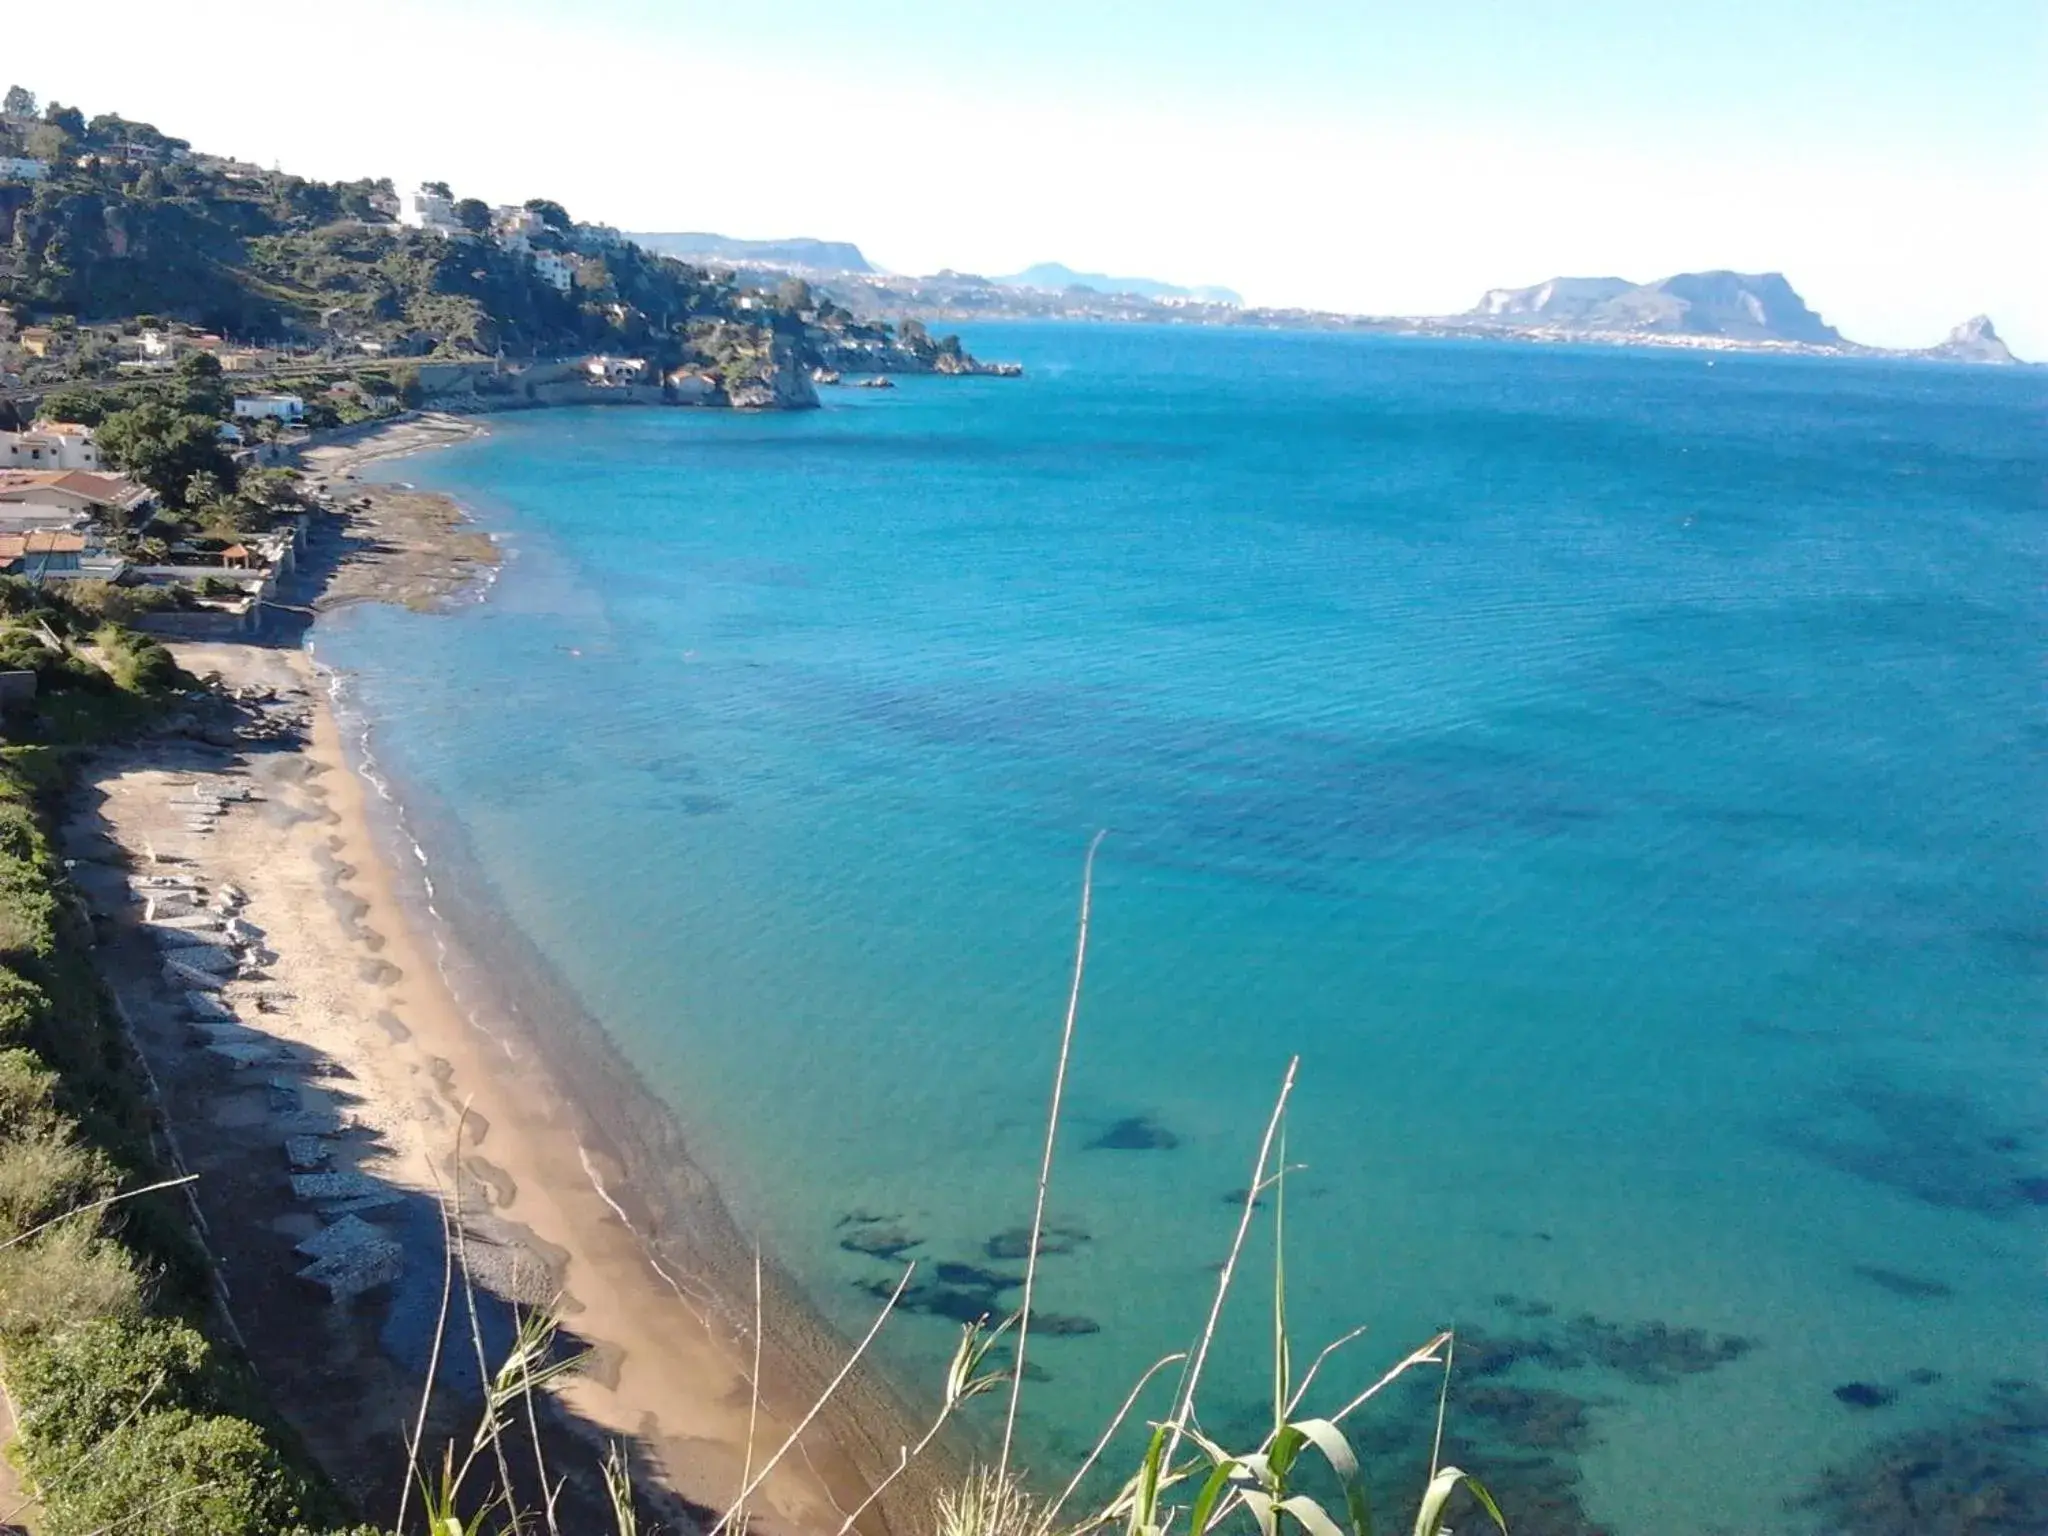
[{"xmin": 1923, "ymin": 315, "xmax": 2020, "ymax": 365}]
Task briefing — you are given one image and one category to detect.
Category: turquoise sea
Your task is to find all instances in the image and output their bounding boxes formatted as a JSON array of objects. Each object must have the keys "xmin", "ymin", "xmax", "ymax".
[{"xmin": 313, "ymin": 326, "xmax": 2045, "ymax": 1535}]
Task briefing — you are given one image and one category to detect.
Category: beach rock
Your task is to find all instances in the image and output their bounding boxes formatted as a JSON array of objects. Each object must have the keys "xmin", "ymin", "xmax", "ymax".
[
  {"xmin": 1089, "ymin": 1115, "xmax": 1179, "ymax": 1151},
  {"xmin": 1834, "ymin": 1381, "xmax": 1897, "ymax": 1410}
]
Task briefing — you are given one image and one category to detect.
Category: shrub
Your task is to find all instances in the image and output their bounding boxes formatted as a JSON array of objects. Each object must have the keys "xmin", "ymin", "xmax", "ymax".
[
  {"xmin": 0, "ymin": 1130, "xmax": 115, "ymax": 1239},
  {"xmin": 11, "ymin": 1316, "xmax": 213, "ymax": 1467},
  {"xmin": 0, "ymin": 966, "xmax": 49, "ymax": 1047},
  {"xmin": 0, "ymin": 1045, "xmax": 59, "ymax": 1137},
  {"xmin": 36, "ymin": 1408, "xmax": 318, "ymax": 1536},
  {"xmin": 0, "ymin": 1221, "xmax": 142, "ymax": 1337}
]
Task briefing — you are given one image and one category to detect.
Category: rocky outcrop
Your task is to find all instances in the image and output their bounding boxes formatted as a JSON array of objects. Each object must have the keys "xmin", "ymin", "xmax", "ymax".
[
  {"xmin": 1921, "ymin": 315, "xmax": 2019, "ymax": 365},
  {"xmin": 724, "ymin": 333, "xmax": 818, "ymax": 411},
  {"xmin": 1464, "ymin": 270, "xmax": 1841, "ymax": 344}
]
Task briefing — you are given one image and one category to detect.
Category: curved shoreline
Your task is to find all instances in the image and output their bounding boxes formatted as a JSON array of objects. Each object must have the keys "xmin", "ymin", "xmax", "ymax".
[{"xmin": 209, "ymin": 414, "xmax": 954, "ymax": 1530}]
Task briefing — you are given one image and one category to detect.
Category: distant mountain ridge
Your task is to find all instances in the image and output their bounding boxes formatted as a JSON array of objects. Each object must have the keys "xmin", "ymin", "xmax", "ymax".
[
  {"xmin": 1468, "ymin": 271, "xmax": 1842, "ymax": 343},
  {"xmin": 627, "ymin": 233, "xmax": 875, "ymax": 273},
  {"xmin": 998, "ymin": 261, "xmax": 1242, "ymax": 307}
]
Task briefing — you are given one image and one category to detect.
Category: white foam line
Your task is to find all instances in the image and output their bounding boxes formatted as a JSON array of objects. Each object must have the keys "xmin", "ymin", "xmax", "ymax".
[
  {"xmin": 313, "ymin": 635, "xmax": 757, "ymax": 1367},
  {"xmin": 576, "ymin": 1141, "xmax": 720, "ymax": 1330}
]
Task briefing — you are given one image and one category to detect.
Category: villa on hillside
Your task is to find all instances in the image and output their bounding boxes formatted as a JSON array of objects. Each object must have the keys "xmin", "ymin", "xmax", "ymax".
[
  {"xmin": 402, "ymin": 184, "xmax": 463, "ymax": 236},
  {"xmin": 232, "ymin": 394, "xmax": 305, "ymax": 423},
  {"xmin": 534, "ymin": 251, "xmax": 574, "ymax": 293},
  {"xmin": 0, "ymin": 469, "xmax": 156, "ymax": 525},
  {"xmin": 1, "ymin": 422, "xmax": 101, "ymax": 471},
  {"xmin": 586, "ymin": 356, "xmax": 648, "ymax": 385}
]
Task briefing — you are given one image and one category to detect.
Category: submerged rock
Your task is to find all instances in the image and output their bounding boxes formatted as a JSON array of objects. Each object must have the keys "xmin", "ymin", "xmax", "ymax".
[
  {"xmin": 1796, "ymin": 1380, "xmax": 2048, "ymax": 1535},
  {"xmin": 1834, "ymin": 1381, "xmax": 1898, "ymax": 1410},
  {"xmin": 985, "ymin": 1223, "xmax": 1089, "ymax": 1260},
  {"xmin": 838, "ymin": 1221, "xmax": 920, "ymax": 1261},
  {"xmin": 1088, "ymin": 1115, "xmax": 1179, "ymax": 1151},
  {"xmin": 1851, "ymin": 1264, "xmax": 1955, "ymax": 1300}
]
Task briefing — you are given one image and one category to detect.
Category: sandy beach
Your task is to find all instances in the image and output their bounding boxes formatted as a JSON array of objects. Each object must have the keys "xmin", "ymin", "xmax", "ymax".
[{"xmin": 57, "ymin": 416, "xmax": 944, "ymax": 1534}]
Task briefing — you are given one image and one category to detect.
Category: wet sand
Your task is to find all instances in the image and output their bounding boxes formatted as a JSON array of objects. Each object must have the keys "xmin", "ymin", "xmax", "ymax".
[{"xmin": 61, "ymin": 417, "xmax": 948, "ymax": 1533}]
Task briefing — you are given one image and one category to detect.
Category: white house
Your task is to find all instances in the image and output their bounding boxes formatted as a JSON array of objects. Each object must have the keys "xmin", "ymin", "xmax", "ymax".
[
  {"xmin": 139, "ymin": 328, "xmax": 176, "ymax": 358},
  {"xmin": 0, "ymin": 422, "xmax": 100, "ymax": 471},
  {"xmin": 232, "ymin": 394, "xmax": 306, "ymax": 423},
  {"xmin": 401, "ymin": 184, "xmax": 462, "ymax": 236},
  {"xmin": 533, "ymin": 251, "xmax": 575, "ymax": 294},
  {"xmin": 585, "ymin": 356, "xmax": 648, "ymax": 385},
  {"xmin": 0, "ymin": 157, "xmax": 49, "ymax": 182},
  {"xmin": 493, "ymin": 204, "xmax": 543, "ymax": 254}
]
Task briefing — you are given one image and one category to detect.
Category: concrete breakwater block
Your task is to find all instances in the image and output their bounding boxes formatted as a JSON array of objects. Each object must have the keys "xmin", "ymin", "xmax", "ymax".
[
  {"xmin": 317, "ymin": 1191, "xmax": 405, "ymax": 1218},
  {"xmin": 165, "ymin": 959, "xmax": 226, "ymax": 991},
  {"xmin": 143, "ymin": 894, "xmax": 198, "ymax": 920},
  {"xmin": 184, "ymin": 991, "xmax": 237, "ymax": 1021},
  {"xmin": 151, "ymin": 911, "xmax": 224, "ymax": 933},
  {"xmin": 289, "ymin": 1170, "xmax": 383, "ymax": 1203},
  {"xmin": 284, "ymin": 1135, "xmax": 331, "ymax": 1170},
  {"xmin": 294, "ymin": 1213, "xmax": 384, "ymax": 1261},
  {"xmin": 205, "ymin": 1041, "xmax": 279, "ymax": 1069},
  {"xmin": 296, "ymin": 1238, "xmax": 405, "ymax": 1303},
  {"xmin": 150, "ymin": 930, "xmax": 237, "ymax": 963}
]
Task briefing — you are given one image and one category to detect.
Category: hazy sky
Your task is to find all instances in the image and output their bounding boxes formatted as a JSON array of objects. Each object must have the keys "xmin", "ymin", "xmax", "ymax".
[{"xmin": 27, "ymin": 1, "xmax": 2048, "ymax": 352}]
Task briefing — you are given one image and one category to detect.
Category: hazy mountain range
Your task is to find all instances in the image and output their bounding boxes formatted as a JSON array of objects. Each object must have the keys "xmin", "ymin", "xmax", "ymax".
[
  {"xmin": 626, "ymin": 233, "xmax": 876, "ymax": 274},
  {"xmin": 620, "ymin": 233, "xmax": 2021, "ymax": 363},
  {"xmin": 994, "ymin": 262, "xmax": 1243, "ymax": 307}
]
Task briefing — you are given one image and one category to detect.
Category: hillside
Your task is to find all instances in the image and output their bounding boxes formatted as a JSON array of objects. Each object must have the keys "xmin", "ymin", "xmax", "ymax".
[
  {"xmin": 1464, "ymin": 270, "xmax": 1842, "ymax": 343},
  {"xmin": 0, "ymin": 97, "xmax": 1005, "ymax": 399}
]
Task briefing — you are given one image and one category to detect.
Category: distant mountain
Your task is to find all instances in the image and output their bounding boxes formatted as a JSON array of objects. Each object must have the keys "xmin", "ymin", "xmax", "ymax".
[
  {"xmin": 1921, "ymin": 315, "xmax": 2018, "ymax": 365},
  {"xmin": 1466, "ymin": 271, "xmax": 1841, "ymax": 344},
  {"xmin": 998, "ymin": 262, "xmax": 1242, "ymax": 307},
  {"xmin": 627, "ymin": 233, "xmax": 874, "ymax": 274}
]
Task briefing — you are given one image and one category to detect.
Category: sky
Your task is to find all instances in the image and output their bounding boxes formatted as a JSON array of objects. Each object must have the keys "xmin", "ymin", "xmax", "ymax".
[{"xmin": 24, "ymin": 1, "xmax": 2048, "ymax": 353}]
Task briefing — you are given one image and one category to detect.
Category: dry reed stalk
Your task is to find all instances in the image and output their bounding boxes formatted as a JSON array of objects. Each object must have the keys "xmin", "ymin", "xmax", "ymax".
[{"xmin": 998, "ymin": 828, "xmax": 1107, "ymax": 1486}]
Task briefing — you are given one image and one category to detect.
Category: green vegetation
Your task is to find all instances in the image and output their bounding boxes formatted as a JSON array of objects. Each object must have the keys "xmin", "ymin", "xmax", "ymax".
[
  {"xmin": 0, "ymin": 628, "xmax": 368, "ymax": 1534},
  {"xmin": 2, "ymin": 91, "xmax": 979, "ymax": 397}
]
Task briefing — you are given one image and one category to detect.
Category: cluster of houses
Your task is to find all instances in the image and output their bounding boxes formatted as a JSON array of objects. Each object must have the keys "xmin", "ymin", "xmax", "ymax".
[
  {"xmin": 0, "ymin": 418, "xmax": 304, "ymax": 624},
  {"xmin": 397, "ymin": 183, "xmax": 629, "ymax": 298}
]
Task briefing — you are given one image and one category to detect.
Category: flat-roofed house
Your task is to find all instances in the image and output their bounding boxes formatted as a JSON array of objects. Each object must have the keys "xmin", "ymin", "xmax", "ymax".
[{"xmin": 1, "ymin": 421, "xmax": 101, "ymax": 471}]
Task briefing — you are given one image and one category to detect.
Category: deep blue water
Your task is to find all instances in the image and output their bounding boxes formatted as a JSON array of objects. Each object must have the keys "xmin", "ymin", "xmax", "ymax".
[{"xmin": 315, "ymin": 326, "xmax": 2046, "ymax": 1534}]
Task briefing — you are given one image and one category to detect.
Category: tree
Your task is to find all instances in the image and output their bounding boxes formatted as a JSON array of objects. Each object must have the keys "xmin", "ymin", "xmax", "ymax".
[
  {"xmin": 36, "ymin": 387, "xmax": 107, "ymax": 428},
  {"xmin": 422, "ymin": 179, "xmax": 452, "ymax": 199},
  {"xmin": 524, "ymin": 198, "xmax": 571, "ymax": 231},
  {"xmin": 452, "ymin": 197, "xmax": 491, "ymax": 233},
  {"xmin": 24, "ymin": 122, "xmax": 69, "ymax": 162},
  {"xmin": 174, "ymin": 351, "xmax": 230, "ymax": 417},
  {"xmin": 95, "ymin": 404, "xmax": 237, "ymax": 511},
  {"xmin": 41, "ymin": 101, "xmax": 85, "ymax": 139},
  {"xmin": 2, "ymin": 86, "xmax": 34, "ymax": 119}
]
